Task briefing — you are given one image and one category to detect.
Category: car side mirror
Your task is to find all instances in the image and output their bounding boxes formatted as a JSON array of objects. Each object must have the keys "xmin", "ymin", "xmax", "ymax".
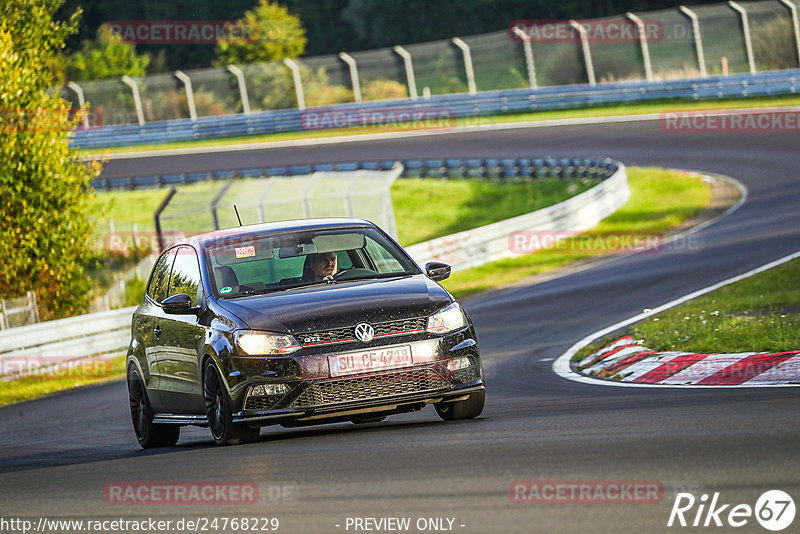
[
  {"xmin": 162, "ymin": 293, "xmax": 197, "ymax": 315},
  {"xmin": 425, "ymin": 262, "xmax": 451, "ymax": 282}
]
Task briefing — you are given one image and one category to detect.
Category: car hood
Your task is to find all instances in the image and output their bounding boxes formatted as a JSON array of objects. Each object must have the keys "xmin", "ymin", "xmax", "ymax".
[{"xmin": 214, "ymin": 274, "xmax": 453, "ymax": 333}]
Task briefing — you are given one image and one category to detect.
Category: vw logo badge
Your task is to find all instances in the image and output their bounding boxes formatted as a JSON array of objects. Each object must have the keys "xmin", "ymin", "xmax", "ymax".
[{"xmin": 354, "ymin": 323, "xmax": 375, "ymax": 343}]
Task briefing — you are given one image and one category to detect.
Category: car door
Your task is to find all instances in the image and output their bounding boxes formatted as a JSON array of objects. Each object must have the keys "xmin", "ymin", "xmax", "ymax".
[
  {"xmin": 155, "ymin": 245, "xmax": 206, "ymax": 413},
  {"xmin": 134, "ymin": 247, "xmax": 176, "ymax": 410}
]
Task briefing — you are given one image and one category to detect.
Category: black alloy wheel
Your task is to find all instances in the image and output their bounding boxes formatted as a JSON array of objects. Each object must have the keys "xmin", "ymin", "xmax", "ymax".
[
  {"xmin": 203, "ymin": 361, "xmax": 260, "ymax": 446},
  {"xmin": 127, "ymin": 367, "xmax": 180, "ymax": 448}
]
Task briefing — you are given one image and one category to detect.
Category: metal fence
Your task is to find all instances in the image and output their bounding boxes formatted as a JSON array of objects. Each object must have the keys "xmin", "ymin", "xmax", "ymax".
[
  {"xmin": 62, "ymin": 0, "xmax": 800, "ymax": 130},
  {"xmin": 154, "ymin": 165, "xmax": 402, "ymax": 248},
  {"xmin": 0, "ymin": 291, "xmax": 40, "ymax": 330},
  {"xmin": 73, "ymin": 68, "xmax": 800, "ymax": 149}
]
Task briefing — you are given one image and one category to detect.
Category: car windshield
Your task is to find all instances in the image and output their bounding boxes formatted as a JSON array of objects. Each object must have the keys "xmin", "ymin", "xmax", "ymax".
[{"xmin": 205, "ymin": 227, "xmax": 418, "ymax": 298}]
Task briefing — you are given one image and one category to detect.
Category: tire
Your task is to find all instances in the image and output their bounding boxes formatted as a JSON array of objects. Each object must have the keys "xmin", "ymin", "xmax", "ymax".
[
  {"xmin": 434, "ymin": 390, "xmax": 485, "ymax": 421},
  {"xmin": 127, "ymin": 367, "xmax": 180, "ymax": 448},
  {"xmin": 203, "ymin": 361, "xmax": 260, "ymax": 446}
]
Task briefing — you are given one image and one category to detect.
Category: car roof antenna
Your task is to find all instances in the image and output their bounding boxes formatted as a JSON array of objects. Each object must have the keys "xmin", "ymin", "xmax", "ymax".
[{"xmin": 233, "ymin": 205, "xmax": 243, "ymax": 226}]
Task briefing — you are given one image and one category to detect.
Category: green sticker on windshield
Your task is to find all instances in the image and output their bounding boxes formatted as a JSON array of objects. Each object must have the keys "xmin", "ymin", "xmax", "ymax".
[{"xmin": 220, "ymin": 286, "xmax": 232, "ymax": 294}]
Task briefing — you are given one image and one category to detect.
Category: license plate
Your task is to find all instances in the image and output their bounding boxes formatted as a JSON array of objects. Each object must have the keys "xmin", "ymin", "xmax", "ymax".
[{"xmin": 328, "ymin": 345, "xmax": 413, "ymax": 377}]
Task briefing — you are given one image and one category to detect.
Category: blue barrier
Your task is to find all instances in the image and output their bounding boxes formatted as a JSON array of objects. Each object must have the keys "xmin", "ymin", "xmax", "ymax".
[
  {"xmin": 73, "ymin": 70, "xmax": 800, "ymax": 150},
  {"xmin": 90, "ymin": 157, "xmax": 619, "ymax": 192}
]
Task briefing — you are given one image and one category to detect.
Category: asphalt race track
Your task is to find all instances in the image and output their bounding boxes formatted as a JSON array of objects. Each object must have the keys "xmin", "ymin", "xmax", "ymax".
[{"xmin": 2, "ymin": 119, "xmax": 799, "ymax": 533}]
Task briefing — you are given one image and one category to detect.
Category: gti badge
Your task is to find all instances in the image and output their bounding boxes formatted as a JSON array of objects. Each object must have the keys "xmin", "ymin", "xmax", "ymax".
[{"xmin": 354, "ymin": 323, "xmax": 375, "ymax": 343}]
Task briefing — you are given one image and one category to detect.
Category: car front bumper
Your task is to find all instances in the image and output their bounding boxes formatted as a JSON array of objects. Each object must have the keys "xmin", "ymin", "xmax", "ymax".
[{"xmin": 226, "ymin": 328, "xmax": 483, "ymax": 426}]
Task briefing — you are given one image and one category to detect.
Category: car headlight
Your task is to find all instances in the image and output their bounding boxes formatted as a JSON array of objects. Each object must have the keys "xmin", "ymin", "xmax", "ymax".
[
  {"xmin": 235, "ymin": 331, "xmax": 300, "ymax": 355},
  {"xmin": 427, "ymin": 302, "xmax": 466, "ymax": 334}
]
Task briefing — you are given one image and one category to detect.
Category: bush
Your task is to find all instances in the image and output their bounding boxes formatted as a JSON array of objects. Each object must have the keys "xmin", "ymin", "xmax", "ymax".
[
  {"xmin": 362, "ymin": 79, "xmax": 408, "ymax": 101},
  {"xmin": 0, "ymin": 0, "xmax": 102, "ymax": 319}
]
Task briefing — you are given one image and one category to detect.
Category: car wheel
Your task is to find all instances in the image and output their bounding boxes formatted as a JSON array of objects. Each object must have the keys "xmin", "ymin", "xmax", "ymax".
[
  {"xmin": 127, "ymin": 366, "xmax": 180, "ymax": 448},
  {"xmin": 203, "ymin": 361, "xmax": 260, "ymax": 446},
  {"xmin": 434, "ymin": 390, "xmax": 485, "ymax": 421}
]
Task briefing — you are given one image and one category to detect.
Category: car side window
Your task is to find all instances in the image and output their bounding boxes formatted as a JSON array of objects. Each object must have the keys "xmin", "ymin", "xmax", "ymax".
[
  {"xmin": 147, "ymin": 248, "xmax": 176, "ymax": 304},
  {"xmin": 168, "ymin": 246, "xmax": 202, "ymax": 306}
]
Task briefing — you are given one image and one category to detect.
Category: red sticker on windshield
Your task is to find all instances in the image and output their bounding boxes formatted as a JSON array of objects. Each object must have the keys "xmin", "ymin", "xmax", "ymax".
[{"xmin": 235, "ymin": 246, "xmax": 255, "ymax": 258}]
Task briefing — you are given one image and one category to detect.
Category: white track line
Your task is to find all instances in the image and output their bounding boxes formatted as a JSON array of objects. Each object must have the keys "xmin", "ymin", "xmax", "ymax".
[{"xmin": 553, "ymin": 248, "xmax": 800, "ymax": 388}]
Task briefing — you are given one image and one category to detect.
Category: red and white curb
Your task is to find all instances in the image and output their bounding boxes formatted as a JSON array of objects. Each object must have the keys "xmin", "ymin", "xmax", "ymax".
[
  {"xmin": 553, "ymin": 246, "xmax": 800, "ymax": 389},
  {"xmin": 577, "ymin": 336, "xmax": 800, "ymax": 386}
]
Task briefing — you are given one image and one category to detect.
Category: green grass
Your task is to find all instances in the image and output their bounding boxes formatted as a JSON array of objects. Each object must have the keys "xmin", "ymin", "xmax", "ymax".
[
  {"xmin": 90, "ymin": 176, "xmax": 599, "ymax": 247},
  {"xmin": 392, "ymin": 178, "xmax": 598, "ymax": 245},
  {"xmin": 627, "ymin": 258, "xmax": 800, "ymax": 354},
  {"xmin": 0, "ymin": 355, "xmax": 126, "ymax": 407},
  {"xmin": 441, "ymin": 168, "xmax": 712, "ymax": 299},
  {"xmin": 77, "ymin": 94, "xmax": 800, "ymax": 156}
]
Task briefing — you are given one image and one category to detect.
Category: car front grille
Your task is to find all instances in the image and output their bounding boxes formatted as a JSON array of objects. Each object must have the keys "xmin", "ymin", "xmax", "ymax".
[
  {"xmin": 244, "ymin": 396, "xmax": 280, "ymax": 411},
  {"xmin": 288, "ymin": 366, "xmax": 450, "ymax": 408},
  {"xmin": 296, "ymin": 317, "xmax": 428, "ymax": 347},
  {"xmin": 453, "ymin": 366, "xmax": 480, "ymax": 384}
]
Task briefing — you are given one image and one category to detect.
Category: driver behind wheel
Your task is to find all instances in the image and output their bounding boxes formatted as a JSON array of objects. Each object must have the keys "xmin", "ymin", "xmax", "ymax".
[{"xmin": 304, "ymin": 251, "xmax": 338, "ymax": 281}]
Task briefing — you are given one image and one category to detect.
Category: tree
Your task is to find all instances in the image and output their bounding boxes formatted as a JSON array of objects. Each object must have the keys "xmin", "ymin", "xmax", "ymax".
[
  {"xmin": 0, "ymin": 0, "xmax": 102, "ymax": 319},
  {"xmin": 215, "ymin": 0, "xmax": 306, "ymax": 66},
  {"xmin": 67, "ymin": 25, "xmax": 150, "ymax": 81}
]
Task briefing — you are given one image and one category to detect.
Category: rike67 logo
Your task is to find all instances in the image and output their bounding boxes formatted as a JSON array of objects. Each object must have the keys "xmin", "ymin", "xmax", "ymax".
[{"xmin": 668, "ymin": 490, "xmax": 795, "ymax": 531}]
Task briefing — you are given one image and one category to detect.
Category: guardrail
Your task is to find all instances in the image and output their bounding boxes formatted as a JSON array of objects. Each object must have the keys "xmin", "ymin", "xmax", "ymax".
[
  {"xmin": 0, "ymin": 306, "xmax": 135, "ymax": 378},
  {"xmin": 406, "ymin": 162, "xmax": 628, "ymax": 272},
  {"xmin": 92, "ymin": 156, "xmax": 619, "ymax": 191},
  {"xmin": 72, "ymin": 69, "xmax": 800, "ymax": 150},
  {"xmin": 2, "ymin": 157, "xmax": 625, "ymax": 370}
]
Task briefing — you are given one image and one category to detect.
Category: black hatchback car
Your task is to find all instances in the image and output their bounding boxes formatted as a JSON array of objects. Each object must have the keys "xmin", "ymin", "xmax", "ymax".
[{"xmin": 127, "ymin": 218, "xmax": 485, "ymax": 447}]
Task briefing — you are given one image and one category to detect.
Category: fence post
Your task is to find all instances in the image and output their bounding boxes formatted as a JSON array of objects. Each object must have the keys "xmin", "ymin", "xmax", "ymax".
[
  {"xmin": 627, "ymin": 12, "xmax": 654, "ymax": 82},
  {"xmin": 226, "ymin": 65, "xmax": 251, "ymax": 115},
  {"xmin": 121, "ymin": 75, "xmax": 145, "ymax": 126},
  {"xmin": 338, "ymin": 52, "xmax": 362, "ymax": 102},
  {"xmin": 779, "ymin": 0, "xmax": 800, "ymax": 68},
  {"xmin": 511, "ymin": 27, "xmax": 538, "ymax": 90},
  {"xmin": 28, "ymin": 291, "xmax": 40, "ymax": 324},
  {"xmin": 66, "ymin": 81, "xmax": 90, "ymax": 128},
  {"xmin": 569, "ymin": 20, "xmax": 597, "ymax": 85},
  {"xmin": 451, "ymin": 37, "xmax": 477, "ymax": 95},
  {"xmin": 393, "ymin": 45, "xmax": 418, "ymax": 100},
  {"xmin": 154, "ymin": 187, "xmax": 177, "ymax": 252},
  {"xmin": 679, "ymin": 6, "xmax": 708, "ymax": 77},
  {"xmin": 210, "ymin": 182, "xmax": 234, "ymax": 231},
  {"xmin": 174, "ymin": 70, "xmax": 198, "ymax": 121},
  {"xmin": 283, "ymin": 58, "xmax": 306, "ymax": 110},
  {"xmin": 0, "ymin": 298, "xmax": 7, "ymax": 330},
  {"xmin": 728, "ymin": 1, "xmax": 757, "ymax": 74},
  {"xmin": 303, "ymin": 175, "xmax": 324, "ymax": 218}
]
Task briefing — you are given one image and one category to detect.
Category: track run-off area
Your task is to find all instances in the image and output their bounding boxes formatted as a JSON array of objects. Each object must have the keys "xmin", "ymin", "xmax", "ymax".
[{"xmin": 2, "ymin": 116, "xmax": 799, "ymax": 533}]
